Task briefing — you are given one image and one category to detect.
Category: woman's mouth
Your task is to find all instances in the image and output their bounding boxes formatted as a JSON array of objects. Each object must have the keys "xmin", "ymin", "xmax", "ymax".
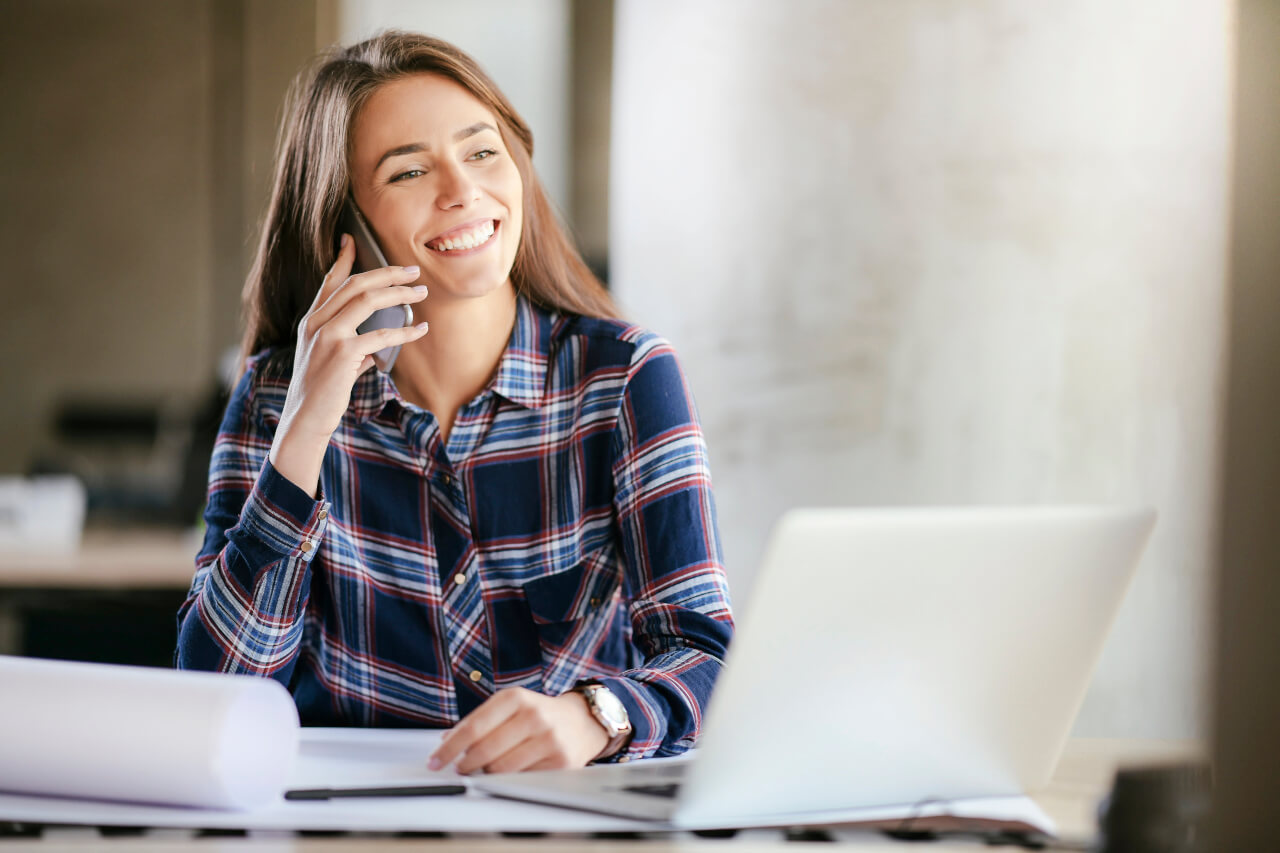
[{"xmin": 426, "ymin": 219, "xmax": 498, "ymax": 255}]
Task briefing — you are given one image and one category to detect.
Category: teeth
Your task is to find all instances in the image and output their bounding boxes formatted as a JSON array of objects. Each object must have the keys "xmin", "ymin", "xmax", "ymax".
[{"xmin": 431, "ymin": 220, "xmax": 495, "ymax": 252}]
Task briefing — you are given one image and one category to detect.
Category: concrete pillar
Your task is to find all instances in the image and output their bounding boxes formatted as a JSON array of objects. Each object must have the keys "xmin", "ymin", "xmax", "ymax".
[{"xmin": 611, "ymin": 0, "xmax": 1232, "ymax": 739}]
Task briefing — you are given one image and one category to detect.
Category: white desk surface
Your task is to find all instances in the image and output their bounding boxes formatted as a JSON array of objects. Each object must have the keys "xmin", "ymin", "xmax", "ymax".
[{"xmin": 0, "ymin": 737, "xmax": 1203, "ymax": 850}]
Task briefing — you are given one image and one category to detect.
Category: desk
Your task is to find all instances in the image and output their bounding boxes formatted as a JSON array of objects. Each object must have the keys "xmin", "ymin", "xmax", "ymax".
[
  {"xmin": 0, "ymin": 540, "xmax": 1207, "ymax": 847},
  {"xmin": 0, "ymin": 738, "xmax": 1203, "ymax": 850},
  {"xmin": 0, "ymin": 529, "xmax": 197, "ymax": 589},
  {"xmin": 0, "ymin": 530, "xmax": 195, "ymax": 660}
]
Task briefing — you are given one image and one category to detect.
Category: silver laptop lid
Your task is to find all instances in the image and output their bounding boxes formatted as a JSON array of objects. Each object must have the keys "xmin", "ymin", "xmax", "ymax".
[{"xmin": 675, "ymin": 506, "xmax": 1155, "ymax": 825}]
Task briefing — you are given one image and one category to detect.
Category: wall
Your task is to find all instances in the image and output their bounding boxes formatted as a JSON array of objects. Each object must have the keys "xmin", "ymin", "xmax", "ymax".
[
  {"xmin": 611, "ymin": 0, "xmax": 1232, "ymax": 738},
  {"xmin": 0, "ymin": 0, "xmax": 216, "ymax": 474},
  {"xmin": 1213, "ymin": 0, "xmax": 1280, "ymax": 845},
  {"xmin": 569, "ymin": 0, "xmax": 615, "ymax": 271},
  {"xmin": 0, "ymin": 0, "xmax": 318, "ymax": 474}
]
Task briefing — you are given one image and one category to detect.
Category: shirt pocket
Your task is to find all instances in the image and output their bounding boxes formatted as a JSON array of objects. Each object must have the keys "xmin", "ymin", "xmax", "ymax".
[{"xmin": 520, "ymin": 550, "xmax": 628, "ymax": 695}]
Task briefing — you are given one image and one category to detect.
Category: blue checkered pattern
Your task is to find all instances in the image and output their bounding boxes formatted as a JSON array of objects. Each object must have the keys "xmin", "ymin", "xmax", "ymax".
[{"xmin": 176, "ymin": 296, "xmax": 734, "ymax": 760}]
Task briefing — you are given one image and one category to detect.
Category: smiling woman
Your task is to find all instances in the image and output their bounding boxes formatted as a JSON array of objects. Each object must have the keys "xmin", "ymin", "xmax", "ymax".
[{"xmin": 174, "ymin": 31, "xmax": 734, "ymax": 775}]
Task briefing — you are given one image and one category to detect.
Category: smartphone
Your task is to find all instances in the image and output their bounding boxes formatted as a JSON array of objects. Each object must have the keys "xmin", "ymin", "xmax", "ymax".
[{"xmin": 337, "ymin": 200, "xmax": 414, "ymax": 373}]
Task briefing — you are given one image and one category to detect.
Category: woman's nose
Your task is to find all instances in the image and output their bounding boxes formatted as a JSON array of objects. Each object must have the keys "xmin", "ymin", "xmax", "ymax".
[{"xmin": 435, "ymin": 162, "xmax": 479, "ymax": 209}]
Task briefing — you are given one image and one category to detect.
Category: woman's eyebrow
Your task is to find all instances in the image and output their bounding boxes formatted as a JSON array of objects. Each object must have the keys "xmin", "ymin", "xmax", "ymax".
[{"xmin": 374, "ymin": 122, "xmax": 498, "ymax": 171}]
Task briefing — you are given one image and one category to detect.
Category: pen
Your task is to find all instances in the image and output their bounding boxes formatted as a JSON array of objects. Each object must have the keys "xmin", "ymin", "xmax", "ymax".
[{"xmin": 285, "ymin": 784, "xmax": 467, "ymax": 801}]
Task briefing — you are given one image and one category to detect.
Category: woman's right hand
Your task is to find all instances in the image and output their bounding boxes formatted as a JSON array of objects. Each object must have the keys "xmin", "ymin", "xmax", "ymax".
[{"xmin": 268, "ymin": 233, "xmax": 429, "ymax": 496}]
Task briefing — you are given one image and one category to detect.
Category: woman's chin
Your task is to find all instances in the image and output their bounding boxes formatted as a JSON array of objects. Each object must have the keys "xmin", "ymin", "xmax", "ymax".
[{"xmin": 424, "ymin": 274, "xmax": 513, "ymax": 304}]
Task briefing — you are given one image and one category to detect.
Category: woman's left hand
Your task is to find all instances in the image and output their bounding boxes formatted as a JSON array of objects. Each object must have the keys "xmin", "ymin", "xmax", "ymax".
[{"xmin": 427, "ymin": 687, "xmax": 609, "ymax": 774}]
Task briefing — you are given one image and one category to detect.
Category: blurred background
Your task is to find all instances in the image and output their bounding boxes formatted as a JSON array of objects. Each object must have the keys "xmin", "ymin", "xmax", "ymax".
[{"xmin": 0, "ymin": 0, "xmax": 1273, "ymax": 769}]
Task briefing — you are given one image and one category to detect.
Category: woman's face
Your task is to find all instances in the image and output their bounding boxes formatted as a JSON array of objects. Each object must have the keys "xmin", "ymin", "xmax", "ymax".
[{"xmin": 349, "ymin": 73, "xmax": 523, "ymax": 302}]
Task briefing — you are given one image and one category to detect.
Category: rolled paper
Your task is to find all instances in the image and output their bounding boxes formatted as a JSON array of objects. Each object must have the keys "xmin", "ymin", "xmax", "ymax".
[{"xmin": 0, "ymin": 655, "xmax": 299, "ymax": 809}]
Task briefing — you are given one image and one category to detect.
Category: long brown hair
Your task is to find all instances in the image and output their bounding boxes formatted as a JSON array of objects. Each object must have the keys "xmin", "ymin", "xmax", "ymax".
[{"xmin": 239, "ymin": 30, "xmax": 618, "ymax": 372}]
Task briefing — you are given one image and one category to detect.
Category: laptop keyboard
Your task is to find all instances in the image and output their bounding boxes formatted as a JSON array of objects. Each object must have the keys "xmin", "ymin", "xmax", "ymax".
[{"xmin": 622, "ymin": 783, "xmax": 682, "ymax": 799}]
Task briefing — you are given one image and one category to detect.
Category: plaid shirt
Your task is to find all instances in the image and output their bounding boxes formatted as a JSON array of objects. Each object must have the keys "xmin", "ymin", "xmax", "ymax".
[{"xmin": 176, "ymin": 295, "xmax": 734, "ymax": 760}]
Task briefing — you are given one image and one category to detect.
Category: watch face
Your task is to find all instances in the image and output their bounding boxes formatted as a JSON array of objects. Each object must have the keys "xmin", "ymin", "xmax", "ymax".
[{"xmin": 590, "ymin": 686, "xmax": 629, "ymax": 730}]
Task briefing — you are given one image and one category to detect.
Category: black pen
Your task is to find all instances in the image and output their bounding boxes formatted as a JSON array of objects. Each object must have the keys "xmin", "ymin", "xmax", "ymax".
[{"xmin": 285, "ymin": 783, "xmax": 467, "ymax": 801}]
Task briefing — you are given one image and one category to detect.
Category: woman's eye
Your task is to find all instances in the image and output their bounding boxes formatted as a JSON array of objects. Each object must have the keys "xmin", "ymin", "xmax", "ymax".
[
  {"xmin": 470, "ymin": 149, "xmax": 498, "ymax": 161},
  {"xmin": 389, "ymin": 169, "xmax": 425, "ymax": 183}
]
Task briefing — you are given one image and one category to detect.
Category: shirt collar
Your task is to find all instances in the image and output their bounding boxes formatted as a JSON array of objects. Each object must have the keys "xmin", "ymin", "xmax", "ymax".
[
  {"xmin": 349, "ymin": 293, "xmax": 555, "ymax": 422},
  {"xmin": 489, "ymin": 293, "xmax": 555, "ymax": 409}
]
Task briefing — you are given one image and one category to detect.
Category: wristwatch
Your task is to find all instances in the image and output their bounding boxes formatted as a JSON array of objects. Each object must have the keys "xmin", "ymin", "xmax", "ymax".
[{"xmin": 574, "ymin": 682, "xmax": 633, "ymax": 760}]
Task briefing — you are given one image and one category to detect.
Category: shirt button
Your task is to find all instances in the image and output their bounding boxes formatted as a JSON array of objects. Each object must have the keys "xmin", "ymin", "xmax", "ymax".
[
  {"xmin": 469, "ymin": 670, "xmax": 482, "ymax": 682},
  {"xmin": 300, "ymin": 540, "xmax": 314, "ymax": 553},
  {"xmin": 590, "ymin": 597, "xmax": 601, "ymax": 608},
  {"xmin": 317, "ymin": 509, "xmax": 328, "ymax": 521},
  {"xmin": 442, "ymin": 473, "xmax": 453, "ymax": 487},
  {"xmin": 453, "ymin": 573, "xmax": 467, "ymax": 585}
]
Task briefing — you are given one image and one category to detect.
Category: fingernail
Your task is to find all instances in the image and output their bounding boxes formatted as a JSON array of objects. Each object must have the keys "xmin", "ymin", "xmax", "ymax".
[
  {"xmin": 341, "ymin": 233, "xmax": 351, "ymax": 248},
  {"xmin": 427, "ymin": 757, "xmax": 441, "ymax": 771},
  {"xmin": 413, "ymin": 285, "xmax": 428, "ymax": 294},
  {"xmin": 403, "ymin": 265, "xmax": 420, "ymax": 275},
  {"xmin": 415, "ymin": 321, "xmax": 429, "ymax": 331}
]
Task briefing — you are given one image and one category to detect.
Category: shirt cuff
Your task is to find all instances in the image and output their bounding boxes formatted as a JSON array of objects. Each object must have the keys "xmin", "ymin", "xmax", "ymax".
[{"xmin": 236, "ymin": 458, "xmax": 331, "ymax": 562}]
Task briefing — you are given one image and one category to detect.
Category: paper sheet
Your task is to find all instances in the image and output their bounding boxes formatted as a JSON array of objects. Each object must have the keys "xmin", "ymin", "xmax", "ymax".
[
  {"xmin": 0, "ymin": 728, "xmax": 653, "ymax": 832},
  {"xmin": 0, "ymin": 726, "xmax": 1056, "ymax": 835},
  {"xmin": 0, "ymin": 655, "xmax": 299, "ymax": 809}
]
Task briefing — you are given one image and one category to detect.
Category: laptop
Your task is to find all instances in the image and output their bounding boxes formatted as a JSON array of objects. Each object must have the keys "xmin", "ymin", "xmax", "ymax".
[{"xmin": 475, "ymin": 506, "xmax": 1156, "ymax": 829}]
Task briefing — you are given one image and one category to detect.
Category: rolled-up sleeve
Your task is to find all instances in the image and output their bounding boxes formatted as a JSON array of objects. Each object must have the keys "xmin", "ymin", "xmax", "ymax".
[
  {"xmin": 175, "ymin": 359, "xmax": 331, "ymax": 682},
  {"xmin": 599, "ymin": 336, "xmax": 734, "ymax": 760}
]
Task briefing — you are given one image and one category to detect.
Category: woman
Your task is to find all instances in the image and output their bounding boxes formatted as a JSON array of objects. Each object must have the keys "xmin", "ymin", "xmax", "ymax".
[{"xmin": 176, "ymin": 31, "xmax": 734, "ymax": 775}]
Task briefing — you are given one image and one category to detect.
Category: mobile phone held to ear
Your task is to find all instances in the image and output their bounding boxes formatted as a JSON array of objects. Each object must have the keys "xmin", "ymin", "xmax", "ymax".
[{"xmin": 338, "ymin": 200, "xmax": 414, "ymax": 373}]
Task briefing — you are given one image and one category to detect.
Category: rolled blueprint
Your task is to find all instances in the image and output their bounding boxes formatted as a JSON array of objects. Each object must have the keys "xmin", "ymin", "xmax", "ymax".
[{"xmin": 0, "ymin": 655, "xmax": 299, "ymax": 809}]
